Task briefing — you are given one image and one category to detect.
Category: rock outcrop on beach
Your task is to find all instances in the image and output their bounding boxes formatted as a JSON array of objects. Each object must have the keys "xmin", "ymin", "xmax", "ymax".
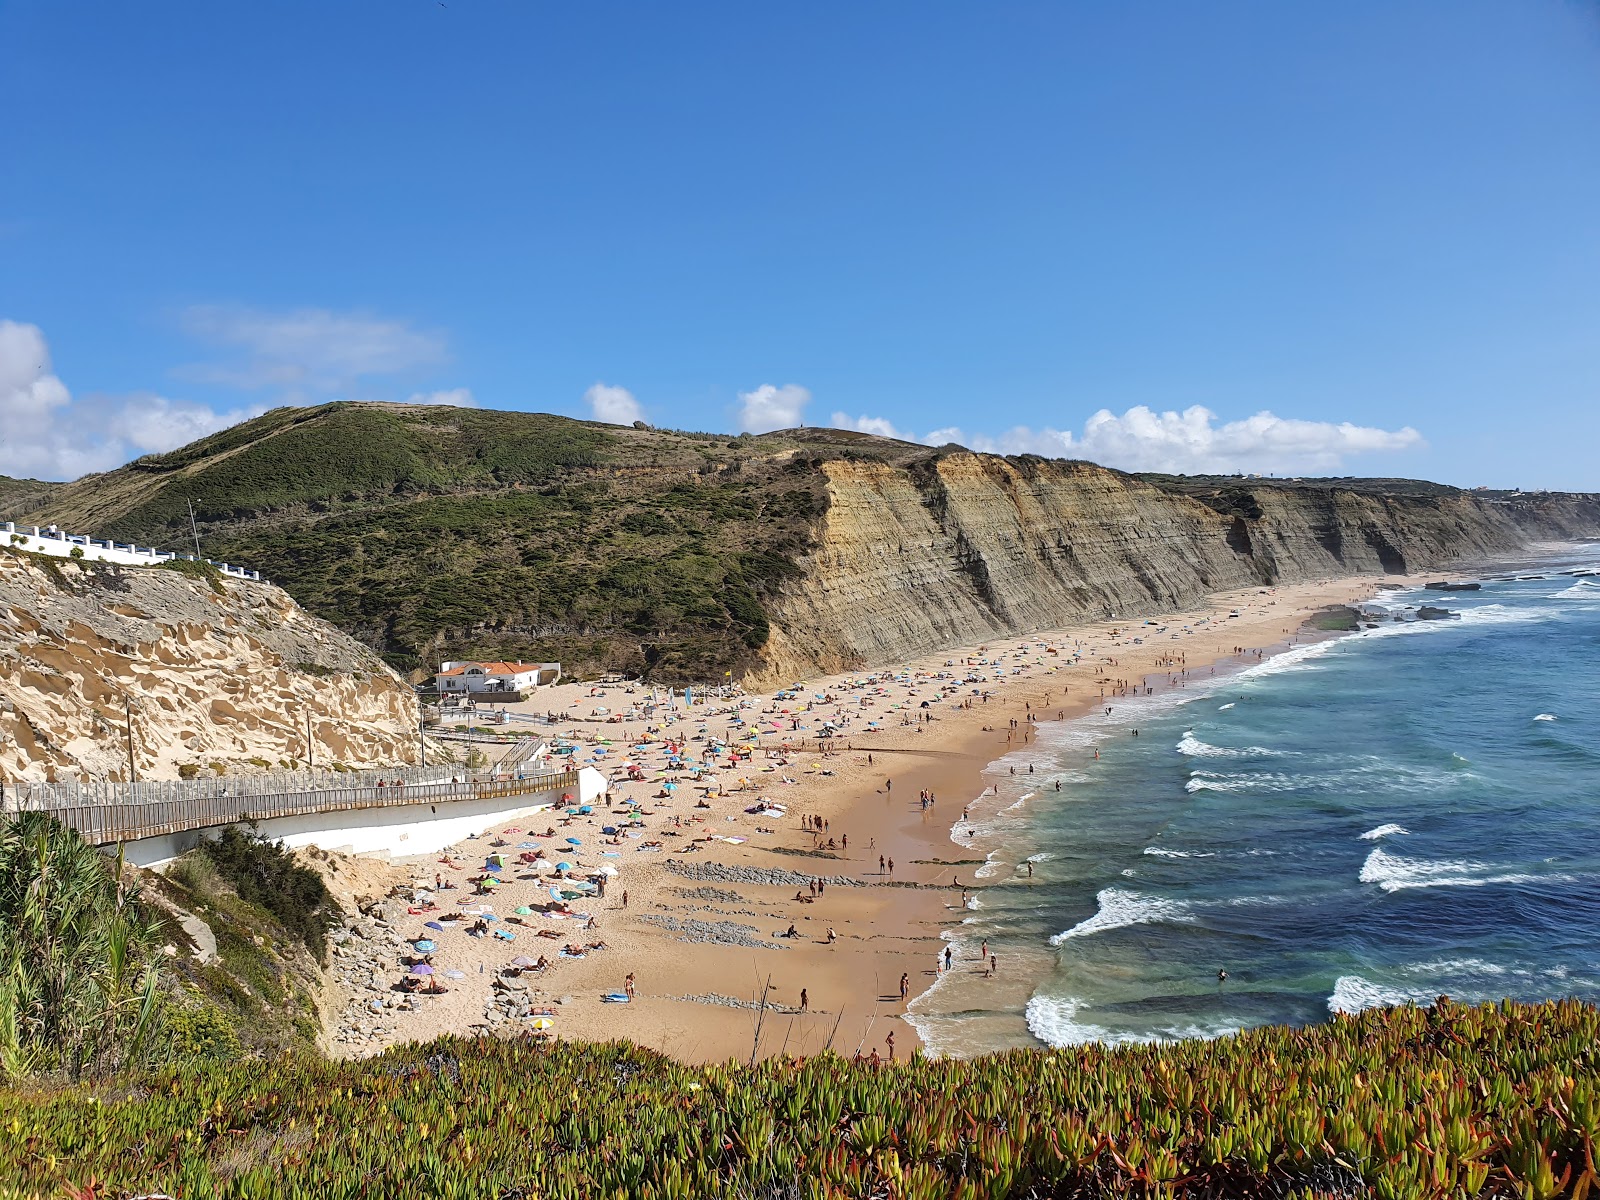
[
  {"xmin": 5, "ymin": 402, "xmax": 1598, "ymax": 683},
  {"xmin": 0, "ymin": 549, "xmax": 422, "ymax": 781}
]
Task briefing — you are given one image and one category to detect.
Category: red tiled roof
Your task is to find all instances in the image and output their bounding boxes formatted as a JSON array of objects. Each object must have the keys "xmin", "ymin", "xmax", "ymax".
[{"xmin": 436, "ymin": 662, "xmax": 547, "ymax": 677}]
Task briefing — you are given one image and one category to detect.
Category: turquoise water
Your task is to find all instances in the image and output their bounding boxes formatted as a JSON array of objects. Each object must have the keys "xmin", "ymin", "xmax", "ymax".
[{"xmin": 910, "ymin": 546, "xmax": 1600, "ymax": 1054}]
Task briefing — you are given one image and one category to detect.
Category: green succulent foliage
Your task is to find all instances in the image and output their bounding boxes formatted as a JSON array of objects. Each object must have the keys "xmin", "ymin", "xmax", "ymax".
[{"xmin": 4, "ymin": 998, "xmax": 1600, "ymax": 1199}]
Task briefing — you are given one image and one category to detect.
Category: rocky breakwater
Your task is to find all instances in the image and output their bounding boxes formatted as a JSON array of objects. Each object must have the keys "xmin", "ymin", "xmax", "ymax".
[
  {"xmin": 758, "ymin": 453, "xmax": 1600, "ymax": 680},
  {"xmin": 0, "ymin": 549, "xmax": 422, "ymax": 781}
]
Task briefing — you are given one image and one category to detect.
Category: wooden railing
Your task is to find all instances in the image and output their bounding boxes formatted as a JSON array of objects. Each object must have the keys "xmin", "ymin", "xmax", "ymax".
[{"xmin": 1, "ymin": 770, "xmax": 583, "ymax": 845}]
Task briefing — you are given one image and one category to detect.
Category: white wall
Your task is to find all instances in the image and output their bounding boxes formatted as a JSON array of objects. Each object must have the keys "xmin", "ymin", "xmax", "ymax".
[
  {"xmin": 2, "ymin": 523, "xmax": 262, "ymax": 581},
  {"xmin": 120, "ymin": 766, "xmax": 609, "ymax": 869}
]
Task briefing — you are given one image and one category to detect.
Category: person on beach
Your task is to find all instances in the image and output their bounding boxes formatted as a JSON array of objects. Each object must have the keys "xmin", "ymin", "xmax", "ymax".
[
  {"xmin": 885, "ymin": 1031, "xmax": 896, "ymax": 1062},
  {"xmin": 799, "ymin": 988, "xmax": 809, "ymax": 1012},
  {"xmin": 900, "ymin": 973, "xmax": 910, "ymax": 1002},
  {"xmin": 624, "ymin": 972, "xmax": 636, "ymax": 998},
  {"xmin": 880, "ymin": 854, "xmax": 886, "ymax": 872},
  {"xmin": 944, "ymin": 946, "xmax": 953, "ymax": 972}
]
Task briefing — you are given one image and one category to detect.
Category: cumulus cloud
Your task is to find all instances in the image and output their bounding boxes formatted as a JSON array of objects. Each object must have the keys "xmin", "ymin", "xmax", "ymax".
[
  {"xmin": 406, "ymin": 388, "xmax": 476, "ymax": 407},
  {"xmin": 584, "ymin": 382, "xmax": 643, "ymax": 425},
  {"xmin": 177, "ymin": 305, "xmax": 448, "ymax": 393},
  {"xmin": 830, "ymin": 404, "xmax": 1424, "ymax": 475},
  {"xmin": 738, "ymin": 383, "xmax": 811, "ymax": 434},
  {"xmin": 0, "ymin": 320, "xmax": 252, "ymax": 481},
  {"xmin": 830, "ymin": 412, "xmax": 910, "ymax": 440}
]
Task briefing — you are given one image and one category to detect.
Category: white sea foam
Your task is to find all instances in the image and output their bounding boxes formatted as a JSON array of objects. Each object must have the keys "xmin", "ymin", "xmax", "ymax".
[
  {"xmin": 1025, "ymin": 852, "xmax": 1055, "ymax": 863},
  {"xmin": 1534, "ymin": 713, "xmax": 1558, "ymax": 722},
  {"xmin": 1049, "ymin": 887, "xmax": 1193, "ymax": 944},
  {"xmin": 1218, "ymin": 702, "xmax": 1235, "ymax": 710},
  {"xmin": 1551, "ymin": 580, "xmax": 1600, "ymax": 599},
  {"xmin": 1025, "ymin": 994, "xmax": 1241, "ymax": 1047},
  {"xmin": 1143, "ymin": 846, "xmax": 1216, "ymax": 859},
  {"xmin": 1328, "ymin": 975, "xmax": 1433, "ymax": 1014},
  {"xmin": 974, "ymin": 851, "xmax": 1005, "ymax": 879},
  {"xmin": 1358, "ymin": 847, "xmax": 1561, "ymax": 893},
  {"xmin": 1176, "ymin": 731, "xmax": 1280, "ymax": 759},
  {"xmin": 1402, "ymin": 957, "xmax": 1507, "ymax": 978},
  {"xmin": 1360, "ymin": 823, "xmax": 1411, "ymax": 841}
]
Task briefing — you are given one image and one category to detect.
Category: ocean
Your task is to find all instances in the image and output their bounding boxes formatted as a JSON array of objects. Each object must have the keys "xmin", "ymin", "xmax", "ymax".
[{"xmin": 908, "ymin": 544, "xmax": 1600, "ymax": 1056}]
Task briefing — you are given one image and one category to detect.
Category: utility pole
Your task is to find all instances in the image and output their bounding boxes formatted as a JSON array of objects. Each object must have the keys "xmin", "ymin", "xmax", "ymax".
[
  {"xmin": 124, "ymin": 695, "xmax": 138, "ymax": 783},
  {"xmin": 306, "ymin": 708, "xmax": 315, "ymax": 771},
  {"xmin": 187, "ymin": 498, "xmax": 202, "ymax": 558}
]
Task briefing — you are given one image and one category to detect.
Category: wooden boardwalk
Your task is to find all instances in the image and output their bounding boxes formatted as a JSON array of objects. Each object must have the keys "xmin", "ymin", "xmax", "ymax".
[{"xmin": 2, "ymin": 769, "xmax": 583, "ymax": 845}]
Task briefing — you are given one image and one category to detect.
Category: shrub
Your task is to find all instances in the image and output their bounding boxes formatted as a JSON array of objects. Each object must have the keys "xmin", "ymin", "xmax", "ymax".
[
  {"xmin": 177, "ymin": 764, "xmax": 201, "ymax": 780},
  {"xmin": 197, "ymin": 828, "xmax": 339, "ymax": 962}
]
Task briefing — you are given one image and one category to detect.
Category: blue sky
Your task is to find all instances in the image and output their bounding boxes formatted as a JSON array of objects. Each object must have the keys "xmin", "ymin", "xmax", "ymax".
[{"xmin": 2, "ymin": 1, "xmax": 1598, "ymax": 487}]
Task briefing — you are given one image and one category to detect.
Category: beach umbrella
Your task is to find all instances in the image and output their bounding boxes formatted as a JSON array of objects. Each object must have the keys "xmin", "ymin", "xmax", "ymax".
[
  {"xmin": 412, "ymin": 939, "xmax": 436, "ymax": 953},
  {"xmin": 424, "ymin": 921, "xmax": 445, "ymax": 931},
  {"xmin": 445, "ymin": 969, "xmax": 466, "ymax": 980},
  {"xmin": 515, "ymin": 905, "xmax": 534, "ymax": 915},
  {"xmin": 598, "ymin": 863, "xmax": 619, "ymax": 877},
  {"xmin": 556, "ymin": 862, "xmax": 572, "ymax": 872},
  {"xmin": 410, "ymin": 963, "xmax": 434, "ymax": 976},
  {"xmin": 512, "ymin": 956, "xmax": 536, "ymax": 968},
  {"xmin": 531, "ymin": 1017, "xmax": 555, "ymax": 1030}
]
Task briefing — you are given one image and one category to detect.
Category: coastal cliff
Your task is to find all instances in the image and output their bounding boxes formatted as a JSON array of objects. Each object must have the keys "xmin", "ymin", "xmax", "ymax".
[
  {"xmin": 757, "ymin": 454, "xmax": 1600, "ymax": 681},
  {"xmin": 0, "ymin": 549, "xmax": 423, "ymax": 782},
  {"xmin": 5, "ymin": 404, "xmax": 1597, "ymax": 683}
]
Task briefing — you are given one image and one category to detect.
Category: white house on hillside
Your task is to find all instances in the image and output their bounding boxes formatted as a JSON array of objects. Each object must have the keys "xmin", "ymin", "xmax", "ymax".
[{"xmin": 435, "ymin": 661, "xmax": 561, "ymax": 694}]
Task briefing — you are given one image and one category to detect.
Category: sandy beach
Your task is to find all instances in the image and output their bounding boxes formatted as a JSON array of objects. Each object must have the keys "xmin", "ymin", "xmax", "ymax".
[{"xmin": 318, "ymin": 574, "xmax": 1402, "ymax": 1063}]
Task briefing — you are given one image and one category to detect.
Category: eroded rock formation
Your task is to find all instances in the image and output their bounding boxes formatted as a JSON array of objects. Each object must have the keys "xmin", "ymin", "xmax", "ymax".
[{"xmin": 0, "ymin": 551, "xmax": 422, "ymax": 782}]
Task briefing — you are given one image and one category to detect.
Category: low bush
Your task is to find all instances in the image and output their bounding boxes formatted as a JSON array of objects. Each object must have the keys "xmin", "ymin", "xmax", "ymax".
[{"xmin": 196, "ymin": 828, "xmax": 339, "ymax": 962}]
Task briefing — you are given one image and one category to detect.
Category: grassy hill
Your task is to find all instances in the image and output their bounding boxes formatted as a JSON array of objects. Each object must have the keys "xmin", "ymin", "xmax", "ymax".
[{"xmin": 2, "ymin": 403, "xmax": 928, "ymax": 681}]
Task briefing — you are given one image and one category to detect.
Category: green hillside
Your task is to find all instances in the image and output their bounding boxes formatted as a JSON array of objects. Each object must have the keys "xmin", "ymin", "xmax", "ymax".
[{"xmin": 5, "ymin": 403, "xmax": 920, "ymax": 680}]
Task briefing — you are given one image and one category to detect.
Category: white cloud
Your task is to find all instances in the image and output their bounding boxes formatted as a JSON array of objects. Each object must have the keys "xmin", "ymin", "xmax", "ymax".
[
  {"xmin": 738, "ymin": 383, "xmax": 810, "ymax": 434},
  {"xmin": 825, "ymin": 404, "xmax": 1424, "ymax": 475},
  {"xmin": 830, "ymin": 412, "xmax": 910, "ymax": 440},
  {"xmin": 406, "ymin": 388, "xmax": 476, "ymax": 407},
  {"xmin": 178, "ymin": 305, "xmax": 448, "ymax": 392},
  {"xmin": 584, "ymin": 382, "xmax": 643, "ymax": 425},
  {"xmin": 0, "ymin": 320, "xmax": 252, "ymax": 480}
]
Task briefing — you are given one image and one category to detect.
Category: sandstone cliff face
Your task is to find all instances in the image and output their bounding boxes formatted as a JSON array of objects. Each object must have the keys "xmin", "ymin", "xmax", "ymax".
[
  {"xmin": 758, "ymin": 455, "xmax": 1600, "ymax": 681},
  {"xmin": 0, "ymin": 551, "xmax": 422, "ymax": 782}
]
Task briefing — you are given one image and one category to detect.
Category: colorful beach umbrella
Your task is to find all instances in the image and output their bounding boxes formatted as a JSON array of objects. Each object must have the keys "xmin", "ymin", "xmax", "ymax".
[
  {"xmin": 412, "ymin": 939, "xmax": 436, "ymax": 953},
  {"xmin": 409, "ymin": 963, "xmax": 434, "ymax": 976},
  {"xmin": 531, "ymin": 1017, "xmax": 554, "ymax": 1030}
]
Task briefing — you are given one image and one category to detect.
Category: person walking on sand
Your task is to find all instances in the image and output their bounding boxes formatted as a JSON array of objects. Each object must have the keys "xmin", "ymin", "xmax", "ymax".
[
  {"xmin": 880, "ymin": 854, "xmax": 886, "ymax": 873},
  {"xmin": 885, "ymin": 1031, "xmax": 896, "ymax": 1062},
  {"xmin": 887, "ymin": 857, "xmax": 895, "ymax": 875},
  {"xmin": 621, "ymin": 889, "xmax": 629, "ymax": 909},
  {"xmin": 799, "ymin": 988, "xmax": 809, "ymax": 1012},
  {"xmin": 900, "ymin": 972, "xmax": 910, "ymax": 1002},
  {"xmin": 624, "ymin": 972, "xmax": 636, "ymax": 998}
]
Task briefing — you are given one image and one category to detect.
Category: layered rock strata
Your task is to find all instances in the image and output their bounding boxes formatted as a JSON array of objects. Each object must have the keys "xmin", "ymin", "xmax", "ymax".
[{"xmin": 759, "ymin": 454, "xmax": 1600, "ymax": 681}]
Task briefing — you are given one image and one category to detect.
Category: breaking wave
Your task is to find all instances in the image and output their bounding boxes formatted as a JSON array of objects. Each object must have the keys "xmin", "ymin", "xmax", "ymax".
[{"xmin": 1049, "ymin": 888, "xmax": 1193, "ymax": 944}]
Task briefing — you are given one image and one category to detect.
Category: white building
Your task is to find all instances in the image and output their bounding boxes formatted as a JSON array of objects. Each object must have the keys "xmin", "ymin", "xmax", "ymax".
[{"xmin": 435, "ymin": 660, "xmax": 561, "ymax": 694}]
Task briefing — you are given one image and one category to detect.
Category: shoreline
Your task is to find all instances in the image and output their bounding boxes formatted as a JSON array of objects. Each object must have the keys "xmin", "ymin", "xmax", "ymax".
[{"xmin": 318, "ymin": 574, "xmax": 1405, "ymax": 1063}]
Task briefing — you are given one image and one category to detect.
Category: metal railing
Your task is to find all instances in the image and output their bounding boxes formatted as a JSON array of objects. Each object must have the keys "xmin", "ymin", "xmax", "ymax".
[{"xmin": 1, "ymin": 769, "xmax": 583, "ymax": 846}]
